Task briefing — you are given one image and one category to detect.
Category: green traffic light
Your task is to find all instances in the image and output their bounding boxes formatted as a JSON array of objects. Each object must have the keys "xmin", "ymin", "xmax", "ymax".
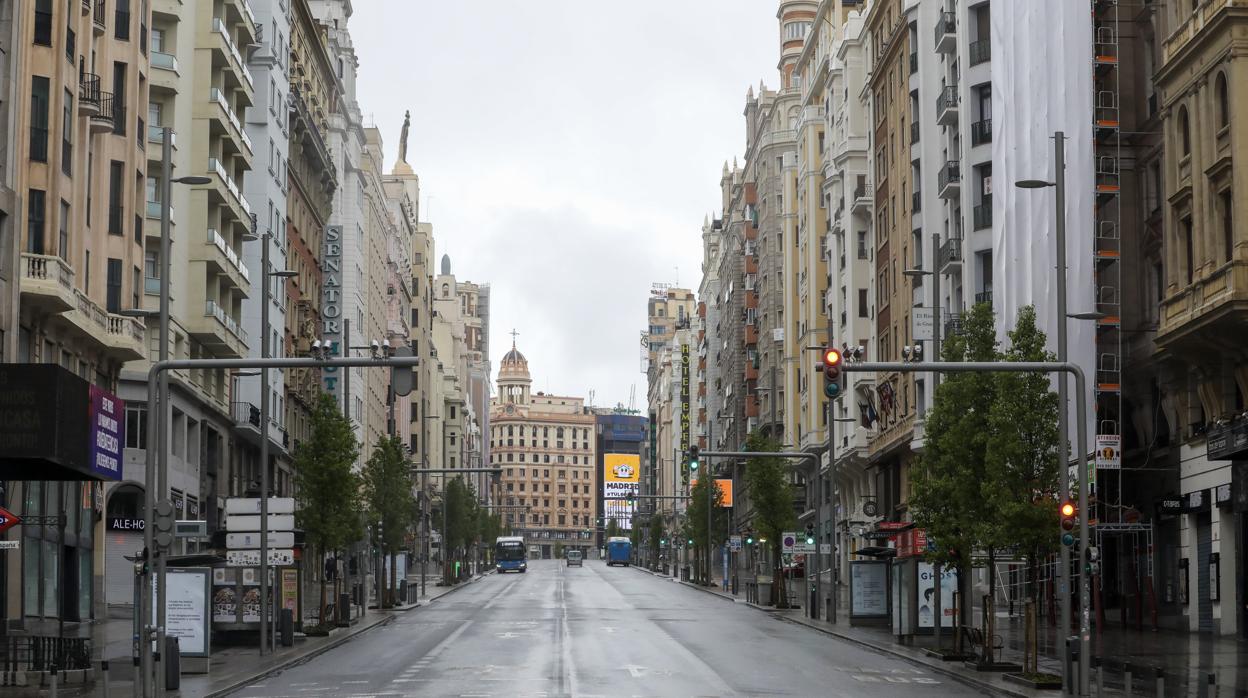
[
  {"xmin": 687, "ymin": 539, "xmax": 693, "ymax": 545},
  {"xmin": 806, "ymin": 537, "xmax": 815, "ymax": 545}
]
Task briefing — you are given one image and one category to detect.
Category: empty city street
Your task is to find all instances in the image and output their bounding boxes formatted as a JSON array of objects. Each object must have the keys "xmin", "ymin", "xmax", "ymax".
[{"xmin": 226, "ymin": 560, "xmax": 991, "ymax": 698}]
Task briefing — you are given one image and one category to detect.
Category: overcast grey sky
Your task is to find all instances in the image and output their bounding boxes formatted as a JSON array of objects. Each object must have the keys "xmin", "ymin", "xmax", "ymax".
[{"xmin": 352, "ymin": 1, "xmax": 778, "ymax": 409}]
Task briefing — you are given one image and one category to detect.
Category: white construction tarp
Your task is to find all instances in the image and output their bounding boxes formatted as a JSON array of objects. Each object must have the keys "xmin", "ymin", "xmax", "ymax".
[{"xmin": 992, "ymin": 0, "xmax": 1096, "ymax": 459}]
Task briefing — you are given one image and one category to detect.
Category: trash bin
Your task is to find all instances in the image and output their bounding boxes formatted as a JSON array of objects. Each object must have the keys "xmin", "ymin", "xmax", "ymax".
[
  {"xmin": 337, "ymin": 592, "xmax": 351, "ymax": 626},
  {"xmin": 164, "ymin": 636, "xmax": 180, "ymax": 690},
  {"xmin": 280, "ymin": 608, "xmax": 294, "ymax": 647}
]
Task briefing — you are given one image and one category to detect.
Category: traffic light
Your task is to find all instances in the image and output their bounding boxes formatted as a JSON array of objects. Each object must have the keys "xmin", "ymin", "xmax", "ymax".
[
  {"xmin": 804, "ymin": 522, "xmax": 815, "ymax": 546},
  {"xmin": 1060, "ymin": 500, "xmax": 1077, "ymax": 547},
  {"xmin": 822, "ymin": 346, "xmax": 844, "ymax": 399},
  {"xmin": 687, "ymin": 538, "xmax": 694, "ymax": 545},
  {"xmin": 1085, "ymin": 545, "xmax": 1101, "ymax": 576},
  {"xmin": 687, "ymin": 445, "xmax": 700, "ymax": 472},
  {"xmin": 660, "ymin": 538, "xmax": 667, "ymax": 545}
]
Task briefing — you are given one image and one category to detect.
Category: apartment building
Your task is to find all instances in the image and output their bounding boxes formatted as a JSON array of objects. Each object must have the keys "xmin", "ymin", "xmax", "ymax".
[
  {"xmin": 284, "ymin": 0, "xmax": 338, "ymax": 449},
  {"xmin": 11, "ymin": 0, "xmax": 152, "ymax": 623},
  {"xmin": 0, "ymin": 1, "xmax": 18, "ymax": 363},
  {"xmin": 491, "ymin": 344, "xmax": 598, "ymax": 559},
  {"xmin": 1153, "ymin": 0, "xmax": 1247, "ymax": 636}
]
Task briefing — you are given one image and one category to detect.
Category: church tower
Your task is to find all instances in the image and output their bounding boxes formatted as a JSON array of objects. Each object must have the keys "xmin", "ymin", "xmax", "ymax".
[{"xmin": 497, "ymin": 334, "xmax": 532, "ymax": 406}]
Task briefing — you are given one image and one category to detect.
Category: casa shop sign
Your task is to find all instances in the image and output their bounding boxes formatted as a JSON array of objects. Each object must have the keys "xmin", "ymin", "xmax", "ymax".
[{"xmin": 321, "ymin": 225, "xmax": 343, "ymax": 396}]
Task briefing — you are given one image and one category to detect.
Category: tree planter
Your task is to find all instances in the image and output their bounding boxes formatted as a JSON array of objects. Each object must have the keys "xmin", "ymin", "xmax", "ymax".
[{"xmin": 1003, "ymin": 672, "xmax": 1062, "ymax": 690}]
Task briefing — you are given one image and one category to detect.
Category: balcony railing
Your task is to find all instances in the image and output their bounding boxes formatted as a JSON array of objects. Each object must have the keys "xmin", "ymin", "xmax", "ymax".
[
  {"xmin": 934, "ymin": 11, "xmax": 956, "ymax": 52},
  {"xmin": 207, "ymin": 157, "xmax": 253, "ymax": 219},
  {"xmin": 107, "ymin": 313, "xmax": 146, "ymax": 345},
  {"xmin": 92, "ymin": 0, "xmax": 105, "ymax": 31},
  {"xmin": 909, "ymin": 52, "xmax": 918, "ymax": 74},
  {"xmin": 937, "ymin": 160, "xmax": 961, "ymax": 197},
  {"xmin": 79, "ymin": 73, "xmax": 101, "ymax": 111},
  {"xmin": 938, "ymin": 237, "xmax": 964, "ymax": 271},
  {"xmin": 910, "ymin": 121, "xmax": 919, "ymax": 144},
  {"xmin": 974, "ymin": 290, "xmax": 993, "ymax": 306},
  {"xmin": 969, "ymin": 39, "xmax": 991, "ymax": 66},
  {"xmin": 144, "ymin": 276, "xmax": 161, "ymax": 295},
  {"xmin": 147, "ymin": 124, "xmax": 176, "ymax": 148},
  {"xmin": 209, "ymin": 87, "xmax": 253, "ymax": 152},
  {"xmin": 212, "ymin": 17, "xmax": 254, "ymax": 89},
  {"xmin": 22, "ymin": 253, "xmax": 75, "ymax": 291},
  {"xmin": 207, "ymin": 227, "xmax": 250, "ymax": 281},
  {"xmin": 912, "ymin": 191, "xmax": 922, "ymax": 214},
  {"xmin": 151, "ymin": 50, "xmax": 178, "ymax": 72},
  {"xmin": 974, "ymin": 197, "xmax": 992, "ymax": 229},
  {"xmin": 971, "ymin": 118, "xmax": 992, "ymax": 146},
  {"xmin": 936, "ymin": 85, "xmax": 959, "ymax": 125},
  {"xmin": 205, "ymin": 299, "xmax": 247, "ymax": 342},
  {"xmin": 231, "ymin": 401, "xmax": 261, "ymax": 428}
]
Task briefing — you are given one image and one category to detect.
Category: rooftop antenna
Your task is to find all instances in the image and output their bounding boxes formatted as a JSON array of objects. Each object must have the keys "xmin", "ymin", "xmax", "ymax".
[{"xmin": 628, "ymin": 384, "xmax": 636, "ymax": 412}]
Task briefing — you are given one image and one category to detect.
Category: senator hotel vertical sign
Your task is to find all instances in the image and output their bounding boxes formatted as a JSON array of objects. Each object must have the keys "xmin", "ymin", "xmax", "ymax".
[
  {"xmin": 680, "ymin": 344, "xmax": 690, "ymax": 455},
  {"xmin": 321, "ymin": 225, "xmax": 343, "ymax": 397}
]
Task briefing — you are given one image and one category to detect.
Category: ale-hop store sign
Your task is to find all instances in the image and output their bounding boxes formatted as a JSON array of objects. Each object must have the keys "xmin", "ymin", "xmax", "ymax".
[{"xmin": 321, "ymin": 225, "xmax": 343, "ymax": 395}]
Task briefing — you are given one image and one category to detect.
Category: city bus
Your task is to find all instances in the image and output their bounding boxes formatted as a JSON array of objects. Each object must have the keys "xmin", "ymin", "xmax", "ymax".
[
  {"xmin": 494, "ymin": 536, "xmax": 527, "ymax": 573},
  {"xmin": 607, "ymin": 536, "xmax": 632, "ymax": 566}
]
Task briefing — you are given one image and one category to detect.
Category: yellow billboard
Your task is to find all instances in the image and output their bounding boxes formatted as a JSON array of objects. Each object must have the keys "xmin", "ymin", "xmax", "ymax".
[{"xmin": 603, "ymin": 454, "xmax": 640, "ymax": 530}]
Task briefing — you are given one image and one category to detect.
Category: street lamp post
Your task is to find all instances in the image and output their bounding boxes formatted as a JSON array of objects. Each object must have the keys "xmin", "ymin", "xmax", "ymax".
[
  {"xmin": 135, "ymin": 127, "xmax": 211, "ymax": 698},
  {"xmin": 242, "ymin": 227, "xmax": 297, "ymax": 656}
]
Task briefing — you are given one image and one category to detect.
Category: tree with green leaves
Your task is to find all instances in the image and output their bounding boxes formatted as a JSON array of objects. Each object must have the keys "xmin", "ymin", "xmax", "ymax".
[
  {"xmin": 744, "ymin": 431, "xmax": 796, "ymax": 606},
  {"xmin": 293, "ymin": 394, "xmax": 362, "ymax": 626},
  {"xmin": 687, "ymin": 475, "xmax": 728, "ymax": 585},
  {"xmin": 648, "ymin": 515, "xmax": 665, "ymax": 564},
  {"xmin": 984, "ymin": 306, "xmax": 1060, "ymax": 667},
  {"xmin": 606, "ymin": 518, "xmax": 620, "ymax": 540},
  {"xmin": 362, "ymin": 436, "xmax": 415, "ymax": 607},
  {"xmin": 442, "ymin": 477, "xmax": 477, "ymax": 582},
  {"xmin": 909, "ymin": 302, "xmax": 999, "ymax": 647}
]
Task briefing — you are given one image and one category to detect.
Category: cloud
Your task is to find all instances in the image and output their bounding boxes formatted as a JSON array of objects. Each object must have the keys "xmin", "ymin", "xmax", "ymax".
[{"xmin": 351, "ymin": 0, "xmax": 778, "ymax": 407}]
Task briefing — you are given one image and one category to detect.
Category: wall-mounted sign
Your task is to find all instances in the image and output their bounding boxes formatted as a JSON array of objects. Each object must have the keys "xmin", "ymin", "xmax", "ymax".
[
  {"xmin": 1094, "ymin": 434, "xmax": 1121, "ymax": 470},
  {"xmin": 1215, "ymin": 484, "xmax": 1232, "ymax": 508},
  {"xmin": 912, "ymin": 307, "xmax": 934, "ymax": 342},
  {"xmin": 679, "ymin": 344, "xmax": 690, "ymax": 457},
  {"xmin": 88, "ymin": 385, "xmax": 124, "ymax": 479},
  {"xmin": 321, "ymin": 225, "xmax": 344, "ymax": 396},
  {"xmin": 1156, "ymin": 497, "xmax": 1183, "ymax": 516},
  {"xmin": 1184, "ymin": 489, "xmax": 1209, "ymax": 514},
  {"xmin": 108, "ymin": 517, "xmax": 146, "ymax": 531},
  {"xmin": 159, "ymin": 568, "xmax": 211, "ymax": 657}
]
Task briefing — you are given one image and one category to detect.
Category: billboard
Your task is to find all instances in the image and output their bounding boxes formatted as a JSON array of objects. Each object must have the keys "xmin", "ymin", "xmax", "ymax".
[
  {"xmin": 691, "ymin": 477, "xmax": 733, "ymax": 507},
  {"xmin": 0, "ymin": 364, "xmax": 122, "ymax": 481},
  {"xmin": 603, "ymin": 453, "xmax": 640, "ymax": 530}
]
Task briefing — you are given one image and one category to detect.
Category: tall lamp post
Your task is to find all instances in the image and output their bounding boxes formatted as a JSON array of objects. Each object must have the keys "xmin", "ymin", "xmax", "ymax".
[
  {"xmin": 123, "ymin": 126, "xmax": 211, "ymax": 697},
  {"xmin": 241, "ymin": 227, "xmax": 297, "ymax": 655}
]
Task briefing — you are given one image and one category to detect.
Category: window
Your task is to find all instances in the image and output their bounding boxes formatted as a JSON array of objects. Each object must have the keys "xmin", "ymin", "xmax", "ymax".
[
  {"xmin": 133, "ymin": 266, "xmax": 140, "ymax": 308},
  {"xmin": 30, "ymin": 76, "xmax": 49, "ymax": 162},
  {"xmin": 106, "ymin": 258, "xmax": 122, "ymax": 313},
  {"xmin": 27, "ymin": 190, "xmax": 46, "ymax": 254},
  {"xmin": 112, "ymin": 62, "xmax": 127, "ymax": 135},
  {"xmin": 1181, "ymin": 216, "xmax": 1194, "ymax": 283},
  {"xmin": 1221, "ymin": 192, "xmax": 1234, "ymax": 263},
  {"xmin": 34, "ymin": 0, "xmax": 52, "ymax": 45},
  {"xmin": 1216, "ymin": 73, "xmax": 1230, "ymax": 129},
  {"xmin": 115, "ymin": 0, "xmax": 131, "ymax": 41},
  {"xmin": 58, "ymin": 200, "xmax": 69, "ymax": 260},
  {"xmin": 62, "ymin": 88, "xmax": 73, "ymax": 175},
  {"xmin": 108, "ymin": 161, "xmax": 124, "ymax": 234},
  {"xmin": 858, "ymin": 288, "xmax": 868, "ymax": 318},
  {"xmin": 125, "ymin": 404, "xmax": 147, "ymax": 448},
  {"xmin": 1179, "ymin": 106, "xmax": 1190, "ymax": 156}
]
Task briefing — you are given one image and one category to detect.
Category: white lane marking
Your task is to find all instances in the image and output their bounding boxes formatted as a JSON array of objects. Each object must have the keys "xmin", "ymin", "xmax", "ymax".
[
  {"xmin": 341, "ymin": 680, "xmax": 369, "ymax": 684},
  {"xmin": 624, "ymin": 665, "xmax": 646, "ymax": 678}
]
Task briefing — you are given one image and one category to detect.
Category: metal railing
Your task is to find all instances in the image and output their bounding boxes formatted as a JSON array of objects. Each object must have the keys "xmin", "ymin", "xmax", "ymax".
[
  {"xmin": 910, "ymin": 121, "xmax": 919, "ymax": 144},
  {"xmin": 969, "ymin": 39, "xmax": 991, "ymax": 66},
  {"xmin": 93, "ymin": 0, "xmax": 105, "ymax": 29},
  {"xmin": 909, "ymin": 52, "xmax": 918, "ymax": 74},
  {"xmin": 936, "ymin": 85, "xmax": 959, "ymax": 120},
  {"xmin": 79, "ymin": 73, "xmax": 101, "ymax": 107},
  {"xmin": 934, "ymin": 11, "xmax": 956, "ymax": 46},
  {"xmin": 938, "ymin": 237, "xmax": 964, "ymax": 270},
  {"xmin": 231, "ymin": 401, "xmax": 262, "ymax": 428},
  {"xmin": 912, "ymin": 191, "xmax": 922, "ymax": 214},
  {"xmin": 938, "ymin": 160, "xmax": 961, "ymax": 192},
  {"xmin": 971, "ymin": 118, "xmax": 992, "ymax": 146},
  {"xmin": 974, "ymin": 198, "xmax": 992, "ymax": 229},
  {"xmin": 974, "ymin": 290, "xmax": 993, "ymax": 306},
  {"xmin": 0, "ymin": 636, "xmax": 92, "ymax": 672}
]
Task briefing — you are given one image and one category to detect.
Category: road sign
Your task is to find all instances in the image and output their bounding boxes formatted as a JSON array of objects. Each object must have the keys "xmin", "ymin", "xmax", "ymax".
[
  {"xmin": 782, "ymin": 532, "xmax": 797, "ymax": 553},
  {"xmin": 175, "ymin": 520, "xmax": 208, "ymax": 538},
  {"xmin": 226, "ymin": 532, "xmax": 295, "ymax": 549},
  {"xmin": 913, "ymin": 307, "xmax": 935, "ymax": 342},
  {"xmin": 729, "ymin": 535, "xmax": 742, "ymax": 551},
  {"xmin": 820, "ymin": 543, "xmax": 832, "ymax": 554},
  {"xmin": 225, "ymin": 514, "xmax": 295, "ymax": 532},
  {"xmin": 226, "ymin": 549, "xmax": 294, "ymax": 567},
  {"xmin": 0, "ymin": 506, "xmax": 20, "ymax": 535},
  {"xmin": 0, "ymin": 541, "xmax": 19, "ymax": 550},
  {"xmin": 792, "ymin": 540, "xmax": 816, "ymax": 554},
  {"xmin": 224, "ymin": 497, "xmax": 295, "ymax": 515}
]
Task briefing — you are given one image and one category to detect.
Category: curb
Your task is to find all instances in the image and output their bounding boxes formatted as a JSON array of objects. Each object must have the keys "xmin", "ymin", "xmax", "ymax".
[
  {"xmin": 205, "ymin": 571, "xmax": 496, "ymax": 697},
  {"xmin": 636, "ymin": 566, "xmax": 1032, "ymax": 698},
  {"xmin": 203, "ymin": 614, "xmax": 396, "ymax": 698}
]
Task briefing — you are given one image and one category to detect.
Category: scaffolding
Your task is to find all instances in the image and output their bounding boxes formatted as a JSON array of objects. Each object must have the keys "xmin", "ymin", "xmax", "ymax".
[{"xmin": 1090, "ymin": 0, "xmax": 1158, "ymax": 631}]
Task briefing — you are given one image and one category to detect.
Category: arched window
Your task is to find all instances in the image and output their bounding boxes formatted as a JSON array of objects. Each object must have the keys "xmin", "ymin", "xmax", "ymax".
[
  {"xmin": 441, "ymin": 283, "xmax": 450, "ymax": 297},
  {"xmin": 1216, "ymin": 73, "xmax": 1230, "ymax": 128},
  {"xmin": 1179, "ymin": 106, "xmax": 1191, "ymax": 155}
]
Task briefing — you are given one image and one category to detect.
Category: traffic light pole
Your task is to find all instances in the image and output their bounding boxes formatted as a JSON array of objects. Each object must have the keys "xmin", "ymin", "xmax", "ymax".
[{"xmin": 840, "ymin": 360, "xmax": 1092, "ymax": 697}]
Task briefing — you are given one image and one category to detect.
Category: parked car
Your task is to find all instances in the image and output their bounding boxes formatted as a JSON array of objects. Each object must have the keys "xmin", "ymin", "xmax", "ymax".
[{"xmin": 566, "ymin": 550, "xmax": 583, "ymax": 567}]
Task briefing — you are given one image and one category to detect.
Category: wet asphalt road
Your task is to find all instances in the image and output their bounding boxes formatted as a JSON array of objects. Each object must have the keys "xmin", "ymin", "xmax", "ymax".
[{"xmin": 226, "ymin": 559, "xmax": 994, "ymax": 698}]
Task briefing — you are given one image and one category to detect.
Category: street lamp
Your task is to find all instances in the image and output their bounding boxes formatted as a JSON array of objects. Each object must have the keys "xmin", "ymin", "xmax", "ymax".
[
  {"xmin": 241, "ymin": 227, "xmax": 297, "ymax": 656},
  {"xmin": 1017, "ymin": 130, "xmax": 1093, "ymax": 695},
  {"xmin": 139, "ymin": 126, "xmax": 214, "ymax": 696}
]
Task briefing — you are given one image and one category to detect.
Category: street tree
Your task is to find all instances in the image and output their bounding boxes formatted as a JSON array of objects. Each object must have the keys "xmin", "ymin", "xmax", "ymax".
[
  {"xmin": 743, "ymin": 431, "xmax": 796, "ymax": 606},
  {"xmin": 293, "ymin": 394, "xmax": 362, "ymax": 626},
  {"xmin": 648, "ymin": 515, "xmax": 665, "ymax": 563},
  {"xmin": 984, "ymin": 306, "xmax": 1060, "ymax": 666},
  {"xmin": 909, "ymin": 301, "xmax": 999, "ymax": 644},
  {"xmin": 687, "ymin": 474, "xmax": 728, "ymax": 585},
  {"xmin": 606, "ymin": 518, "xmax": 620, "ymax": 540},
  {"xmin": 362, "ymin": 436, "xmax": 415, "ymax": 607}
]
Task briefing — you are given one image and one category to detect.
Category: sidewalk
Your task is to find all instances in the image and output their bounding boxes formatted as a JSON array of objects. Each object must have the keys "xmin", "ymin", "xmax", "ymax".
[
  {"xmin": 75, "ymin": 571, "xmax": 492, "ymax": 698},
  {"xmin": 635, "ymin": 566, "xmax": 1248, "ymax": 697}
]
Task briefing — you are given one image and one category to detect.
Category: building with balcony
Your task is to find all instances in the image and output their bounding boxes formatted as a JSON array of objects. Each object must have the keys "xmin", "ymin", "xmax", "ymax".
[
  {"xmin": 9, "ymin": 0, "xmax": 152, "ymax": 628},
  {"xmin": 1153, "ymin": 0, "xmax": 1248, "ymax": 637},
  {"xmin": 491, "ymin": 344, "xmax": 598, "ymax": 559}
]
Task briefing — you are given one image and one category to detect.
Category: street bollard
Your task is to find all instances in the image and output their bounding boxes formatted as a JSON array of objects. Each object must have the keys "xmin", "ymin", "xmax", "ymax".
[
  {"xmin": 49, "ymin": 666, "xmax": 57, "ymax": 698},
  {"xmin": 1064, "ymin": 636, "xmax": 1079, "ymax": 695},
  {"xmin": 1091, "ymin": 656, "xmax": 1102, "ymax": 696},
  {"xmin": 1124, "ymin": 663, "xmax": 1133, "ymax": 698},
  {"xmin": 102, "ymin": 659, "xmax": 110, "ymax": 698},
  {"xmin": 1153, "ymin": 666, "xmax": 1164, "ymax": 698},
  {"xmin": 1208, "ymin": 672, "xmax": 1217, "ymax": 698}
]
